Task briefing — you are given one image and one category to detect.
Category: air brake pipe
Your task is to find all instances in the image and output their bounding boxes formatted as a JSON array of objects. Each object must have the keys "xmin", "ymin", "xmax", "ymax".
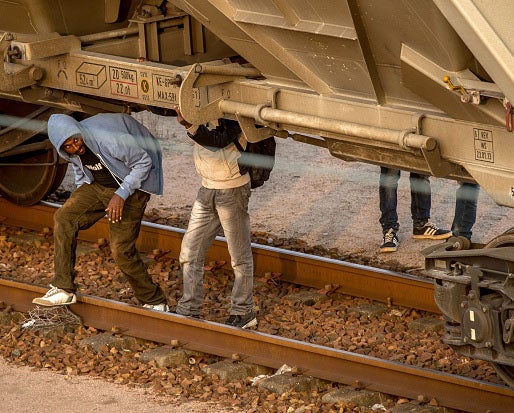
[
  {"xmin": 78, "ymin": 19, "xmax": 184, "ymax": 43},
  {"xmin": 218, "ymin": 100, "xmax": 436, "ymax": 151},
  {"xmin": 195, "ymin": 64, "xmax": 262, "ymax": 78}
]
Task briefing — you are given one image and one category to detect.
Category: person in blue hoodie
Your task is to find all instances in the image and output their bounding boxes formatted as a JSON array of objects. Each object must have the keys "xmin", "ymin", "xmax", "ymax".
[{"xmin": 32, "ymin": 113, "xmax": 169, "ymax": 311}]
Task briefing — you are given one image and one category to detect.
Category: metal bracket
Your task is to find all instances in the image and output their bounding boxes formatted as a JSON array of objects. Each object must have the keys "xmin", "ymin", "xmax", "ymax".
[
  {"xmin": 0, "ymin": 33, "xmax": 80, "ymax": 92},
  {"xmin": 178, "ymin": 63, "xmax": 223, "ymax": 125},
  {"xmin": 266, "ymin": 88, "xmax": 280, "ymax": 130},
  {"xmin": 0, "ymin": 37, "xmax": 31, "ymax": 91},
  {"xmin": 11, "ymin": 34, "xmax": 80, "ymax": 60},
  {"xmin": 503, "ymin": 98, "xmax": 513, "ymax": 132},
  {"xmin": 131, "ymin": 13, "xmax": 168, "ymax": 61},
  {"xmin": 0, "ymin": 62, "xmax": 41, "ymax": 92},
  {"xmin": 406, "ymin": 121, "xmax": 453, "ymax": 178},
  {"xmin": 414, "ymin": 113, "xmax": 425, "ymax": 134},
  {"xmin": 235, "ymin": 113, "xmax": 275, "ymax": 143},
  {"xmin": 504, "ymin": 318, "xmax": 514, "ymax": 344},
  {"xmin": 469, "ymin": 267, "xmax": 483, "ymax": 297},
  {"xmin": 420, "ymin": 139, "xmax": 452, "ymax": 178},
  {"xmin": 178, "ymin": 62, "xmax": 262, "ymax": 125}
]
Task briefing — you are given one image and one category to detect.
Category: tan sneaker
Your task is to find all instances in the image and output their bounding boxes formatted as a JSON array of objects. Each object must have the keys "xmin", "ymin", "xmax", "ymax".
[
  {"xmin": 32, "ymin": 285, "xmax": 77, "ymax": 306},
  {"xmin": 143, "ymin": 303, "xmax": 169, "ymax": 312}
]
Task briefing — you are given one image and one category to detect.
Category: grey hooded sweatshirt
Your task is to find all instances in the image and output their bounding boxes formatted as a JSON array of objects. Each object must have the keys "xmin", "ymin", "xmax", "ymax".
[{"xmin": 47, "ymin": 113, "xmax": 163, "ymax": 200}]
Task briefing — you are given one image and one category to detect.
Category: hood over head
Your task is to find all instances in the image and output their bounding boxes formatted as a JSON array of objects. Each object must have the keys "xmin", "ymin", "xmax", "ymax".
[{"xmin": 47, "ymin": 114, "xmax": 84, "ymax": 158}]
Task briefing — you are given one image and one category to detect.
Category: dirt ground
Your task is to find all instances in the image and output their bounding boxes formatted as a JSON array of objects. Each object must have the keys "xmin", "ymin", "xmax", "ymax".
[
  {"xmin": 5, "ymin": 111, "xmax": 514, "ymax": 411},
  {"xmin": 131, "ymin": 111, "xmax": 514, "ymax": 269},
  {"xmin": 0, "ymin": 359, "xmax": 228, "ymax": 413}
]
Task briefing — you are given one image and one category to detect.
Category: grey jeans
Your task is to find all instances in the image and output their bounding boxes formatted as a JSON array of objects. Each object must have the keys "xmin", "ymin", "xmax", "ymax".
[
  {"xmin": 176, "ymin": 183, "xmax": 253, "ymax": 316},
  {"xmin": 52, "ymin": 182, "xmax": 166, "ymax": 305}
]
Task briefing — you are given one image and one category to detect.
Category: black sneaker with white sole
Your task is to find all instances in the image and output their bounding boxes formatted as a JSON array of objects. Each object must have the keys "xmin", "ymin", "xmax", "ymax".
[
  {"xmin": 412, "ymin": 221, "xmax": 452, "ymax": 240},
  {"xmin": 380, "ymin": 228, "xmax": 399, "ymax": 253},
  {"xmin": 172, "ymin": 310, "xmax": 201, "ymax": 319},
  {"xmin": 225, "ymin": 311, "xmax": 257, "ymax": 329}
]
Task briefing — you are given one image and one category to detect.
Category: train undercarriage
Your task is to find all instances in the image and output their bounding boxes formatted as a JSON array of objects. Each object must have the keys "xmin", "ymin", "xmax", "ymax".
[
  {"xmin": 2, "ymin": 0, "xmax": 514, "ymax": 387},
  {"xmin": 423, "ymin": 232, "xmax": 514, "ymax": 387}
]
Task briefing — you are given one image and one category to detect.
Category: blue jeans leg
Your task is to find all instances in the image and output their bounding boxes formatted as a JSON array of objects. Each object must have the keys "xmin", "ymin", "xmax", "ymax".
[
  {"xmin": 177, "ymin": 184, "xmax": 253, "ymax": 316},
  {"xmin": 379, "ymin": 167, "xmax": 400, "ymax": 233},
  {"xmin": 215, "ymin": 184, "xmax": 253, "ymax": 315},
  {"xmin": 409, "ymin": 173, "xmax": 431, "ymax": 229},
  {"xmin": 177, "ymin": 187, "xmax": 221, "ymax": 316},
  {"xmin": 451, "ymin": 183, "xmax": 479, "ymax": 239}
]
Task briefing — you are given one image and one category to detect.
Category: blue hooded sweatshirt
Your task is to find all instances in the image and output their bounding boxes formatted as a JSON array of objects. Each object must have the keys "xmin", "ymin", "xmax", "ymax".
[{"xmin": 47, "ymin": 113, "xmax": 163, "ymax": 200}]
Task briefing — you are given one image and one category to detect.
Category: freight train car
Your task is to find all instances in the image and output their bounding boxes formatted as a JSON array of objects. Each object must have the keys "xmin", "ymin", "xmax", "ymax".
[{"xmin": 1, "ymin": 0, "xmax": 514, "ymax": 386}]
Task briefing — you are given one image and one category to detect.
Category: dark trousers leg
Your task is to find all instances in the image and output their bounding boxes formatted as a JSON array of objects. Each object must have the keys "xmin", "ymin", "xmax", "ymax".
[
  {"xmin": 379, "ymin": 167, "xmax": 400, "ymax": 233},
  {"xmin": 452, "ymin": 183, "xmax": 479, "ymax": 239},
  {"xmin": 109, "ymin": 190, "xmax": 166, "ymax": 305},
  {"xmin": 52, "ymin": 184, "xmax": 107, "ymax": 291},
  {"xmin": 409, "ymin": 173, "xmax": 431, "ymax": 228}
]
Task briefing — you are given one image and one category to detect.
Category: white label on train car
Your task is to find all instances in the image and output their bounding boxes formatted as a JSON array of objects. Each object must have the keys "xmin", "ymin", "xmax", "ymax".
[
  {"xmin": 109, "ymin": 67, "xmax": 138, "ymax": 98},
  {"xmin": 76, "ymin": 62, "xmax": 107, "ymax": 89},
  {"xmin": 152, "ymin": 74, "xmax": 178, "ymax": 104},
  {"xmin": 473, "ymin": 128, "xmax": 494, "ymax": 163}
]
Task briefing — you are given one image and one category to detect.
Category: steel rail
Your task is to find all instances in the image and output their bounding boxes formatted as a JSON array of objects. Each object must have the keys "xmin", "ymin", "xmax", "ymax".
[
  {"xmin": 0, "ymin": 198, "xmax": 439, "ymax": 312},
  {"xmin": 0, "ymin": 278, "xmax": 512, "ymax": 413}
]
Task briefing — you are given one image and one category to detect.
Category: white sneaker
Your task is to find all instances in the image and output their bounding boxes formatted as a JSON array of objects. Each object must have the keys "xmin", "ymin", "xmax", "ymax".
[
  {"xmin": 143, "ymin": 303, "xmax": 169, "ymax": 312},
  {"xmin": 32, "ymin": 285, "xmax": 77, "ymax": 306}
]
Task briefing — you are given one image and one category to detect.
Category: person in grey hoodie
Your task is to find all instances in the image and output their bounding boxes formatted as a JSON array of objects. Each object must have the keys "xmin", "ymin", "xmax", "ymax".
[{"xmin": 32, "ymin": 113, "xmax": 168, "ymax": 311}]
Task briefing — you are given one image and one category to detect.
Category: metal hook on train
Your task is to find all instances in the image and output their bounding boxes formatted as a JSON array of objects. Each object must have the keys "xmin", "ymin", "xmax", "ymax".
[
  {"xmin": 443, "ymin": 76, "xmax": 466, "ymax": 95},
  {"xmin": 503, "ymin": 98, "xmax": 513, "ymax": 132}
]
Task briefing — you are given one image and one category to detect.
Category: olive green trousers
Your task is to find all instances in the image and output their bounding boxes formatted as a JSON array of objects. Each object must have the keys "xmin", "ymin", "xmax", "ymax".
[{"xmin": 51, "ymin": 182, "xmax": 166, "ymax": 305}]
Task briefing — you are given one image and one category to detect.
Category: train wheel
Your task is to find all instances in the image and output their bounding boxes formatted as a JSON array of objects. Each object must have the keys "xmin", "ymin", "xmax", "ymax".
[
  {"xmin": 484, "ymin": 231, "xmax": 514, "ymax": 387},
  {"xmin": 0, "ymin": 140, "xmax": 68, "ymax": 206},
  {"xmin": 0, "ymin": 102, "xmax": 69, "ymax": 206}
]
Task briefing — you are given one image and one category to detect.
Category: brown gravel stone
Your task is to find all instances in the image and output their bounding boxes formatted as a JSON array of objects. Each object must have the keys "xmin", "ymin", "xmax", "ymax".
[
  {"xmin": 282, "ymin": 290, "xmax": 330, "ymax": 306},
  {"xmin": 79, "ymin": 332, "xmax": 138, "ymax": 353},
  {"xmin": 201, "ymin": 360, "xmax": 271, "ymax": 381},
  {"xmin": 139, "ymin": 346, "xmax": 190, "ymax": 367},
  {"xmin": 408, "ymin": 317, "xmax": 444, "ymax": 333},
  {"xmin": 321, "ymin": 388, "xmax": 385, "ymax": 406},
  {"xmin": 257, "ymin": 373, "xmax": 323, "ymax": 394}
]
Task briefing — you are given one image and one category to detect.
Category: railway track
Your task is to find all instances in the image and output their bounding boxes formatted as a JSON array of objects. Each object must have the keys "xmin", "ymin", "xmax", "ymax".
[
  {"xmin": 1, "ymin": 198, "xmax": 514, "ymax": 412},
  {"xmin": 1, "ymin": 279, "xmax": 513, "ymax": 412},
  {"xmin": 0, "ymin": 198, "xmax": 438, "ymax": 313}
]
